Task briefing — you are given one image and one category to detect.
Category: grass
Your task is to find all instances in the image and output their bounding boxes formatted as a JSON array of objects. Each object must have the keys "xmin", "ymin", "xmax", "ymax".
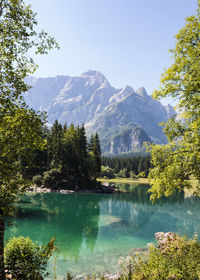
[
  {"xmin": 97, "ymin": 177, "xmax": 149, "ymax": 184},
  {"xmin": 98, "ymin": 178, "xmax": 199, "ymax": 197}
]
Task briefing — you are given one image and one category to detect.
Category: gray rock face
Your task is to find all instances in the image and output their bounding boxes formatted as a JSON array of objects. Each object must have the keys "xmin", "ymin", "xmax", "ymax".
[
  {"xmin": 24, "ymin": 70, "xmax": 175, "ymax": 154},
  {"xmin": 25, "ymin": 75, "xmax": 71, "ymax": 111},
  {"xmin": 109, "ymin": 127, "xmax": 151, "ymax": 155},
  {"xmin": 165, "ymin": 104, "xmax": 176, "ymax": 119}
]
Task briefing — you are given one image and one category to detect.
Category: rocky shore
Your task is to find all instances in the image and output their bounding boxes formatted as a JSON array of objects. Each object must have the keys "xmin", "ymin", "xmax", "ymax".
[{"xmin": 27, "ymin": 182, "xmax": 120, "ymax": 194}]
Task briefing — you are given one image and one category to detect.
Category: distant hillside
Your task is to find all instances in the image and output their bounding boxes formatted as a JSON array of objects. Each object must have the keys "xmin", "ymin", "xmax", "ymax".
[{"xmin": 25, "ymin": 71, "xmax": 175, "ymax": 155}]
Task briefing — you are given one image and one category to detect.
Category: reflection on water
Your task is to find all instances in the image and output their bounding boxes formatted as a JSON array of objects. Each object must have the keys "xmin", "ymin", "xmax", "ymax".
[{"xmin": 5, "ymin": 184, "xmax": 200, "ymax": 277}]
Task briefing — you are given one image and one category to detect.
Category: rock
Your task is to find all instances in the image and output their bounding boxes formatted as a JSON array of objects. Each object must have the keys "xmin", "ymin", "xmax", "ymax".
[
  {"xmin": 104, "ymin": 272, "xmax": 121, "ymax": 280},
  {"xmin": 95, "ymin": 183, "xmax": 117, "ymax": 193},
  {"xmin": 155, "ymin": 232, "xmax": 178, "ymax": 252},
  {"xmin": 60, "ymin": 189, "xmax": 74, "ymax": 194},
  {"xmin": 74, "ymin": 274, "xmax": 85, "ymax": 280},
  {"xmin": 100, "ymin": 182, "xmax": 118, "ymax": 193},
  {"xmin": 25, "ymin": 71, "xmax": 175, "ymax": 155},
  {"xmin": 128, "ymin": 247, "xmax": 148, "ymax": 256}
]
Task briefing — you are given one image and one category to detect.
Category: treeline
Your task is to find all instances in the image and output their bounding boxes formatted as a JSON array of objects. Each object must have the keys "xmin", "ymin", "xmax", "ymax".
[
  {"xmin": 21, "ymin": 120, "xmax": 101, "ymax": 190},
  {"xmin": 101, "ymin": 155, "xmax": 151, "ymax": 178}
]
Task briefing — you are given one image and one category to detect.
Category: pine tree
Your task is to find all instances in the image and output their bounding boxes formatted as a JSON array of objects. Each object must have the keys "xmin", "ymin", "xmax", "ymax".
[
  {"xmin": 48, "ymin": 120, "xmax": 64, "ymax": 169},
  {"xmin": 92, "ymin": 133, "xmax": 102, "ymax": 177}
]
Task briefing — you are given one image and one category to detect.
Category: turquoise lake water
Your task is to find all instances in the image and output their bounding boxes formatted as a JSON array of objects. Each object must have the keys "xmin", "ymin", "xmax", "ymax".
[{"xmin": 5, "ymin": 184, "xmax": 200, "ymax": 278}]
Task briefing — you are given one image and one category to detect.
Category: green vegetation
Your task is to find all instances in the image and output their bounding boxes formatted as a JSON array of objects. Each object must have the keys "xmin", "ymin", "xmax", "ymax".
[
  {"xmin": 24, "ymin": 121, "xmax": 101, "ymax": 190},
  {"xmin": 101, "ymin": 155, "xmax": 151, "ymax": 179},
  {"xmin": 148, "ymin": 2, "xmax": 200, "ymax": 200},
  {"xmin": 0, "ymin": 0, "xmax": 58, "ymax": 278},
  {"xmin": 113, "ymin": 235, "xmax": 200, "ymax": 280},
  {"xmin": 4, "ymin": 236, "xmax": 55, "ymax": 280},
  {"xmin": 98, "ymin": 178, "xmax": 149, "ymax": 185},
  {"xmin": 60, "ymin": 234, "xmax": 200, "ymax": 280},
  {"xmin": 0, "ymin": 0, "xmax": 199, "ymax": 278}
]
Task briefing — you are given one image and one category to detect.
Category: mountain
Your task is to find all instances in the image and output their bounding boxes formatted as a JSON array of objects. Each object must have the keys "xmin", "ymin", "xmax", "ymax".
[{"xmin": 24, "ymin": 71, "xmax": 175, "ymax": 155}]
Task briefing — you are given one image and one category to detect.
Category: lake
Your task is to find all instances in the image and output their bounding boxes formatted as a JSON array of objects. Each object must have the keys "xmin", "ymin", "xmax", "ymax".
[{"xmin": 5, "ymin": 184, "xmax": 200, "ymax": 278}]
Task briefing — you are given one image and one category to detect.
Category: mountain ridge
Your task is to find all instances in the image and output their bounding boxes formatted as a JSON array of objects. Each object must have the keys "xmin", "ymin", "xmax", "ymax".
[{"xmin": 24, "ymin": 71, "xmax": 175, "ymax": 155}]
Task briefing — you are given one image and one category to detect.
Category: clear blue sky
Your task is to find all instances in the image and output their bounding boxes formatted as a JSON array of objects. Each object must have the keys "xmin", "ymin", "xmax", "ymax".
[{"xmin": 30, "ymin": 0, "xmax": 197, "ymax": 104}]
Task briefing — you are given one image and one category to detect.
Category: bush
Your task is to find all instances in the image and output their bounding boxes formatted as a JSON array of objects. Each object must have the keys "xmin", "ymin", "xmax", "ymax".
[
  {"xmin": 32, "ymin": 175, "xmax": 43, "ymax": 187},
  {"xmin": 137, "ymin": 171, "xmax": 146, "ymax": 178},
  {"xmin": 4, "ymin": 236, "xmax": 54, "ymax": 280},
  {"xmin": 101, "ymin": 165, "xmax": 115, "ymax": 179},
  {"xmin": 129, "ymin": 171, "xmax": 137, "ymax": 178},
  {"xmin": 120, "ymin": 234, "xmax": 200, "ymax": 280},
  {"xmin": 117, "ymin": 168, "xmax": 129, "ymax": 178},
  {"xmin": 43, "ymin": 168, "xmax": 61, "ymax": 188}
]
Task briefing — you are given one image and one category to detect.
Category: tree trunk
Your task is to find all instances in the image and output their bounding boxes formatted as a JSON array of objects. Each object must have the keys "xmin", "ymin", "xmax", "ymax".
[{"xmin": 0, "ymin": 209, "xmax": 5, "ymax": 280}]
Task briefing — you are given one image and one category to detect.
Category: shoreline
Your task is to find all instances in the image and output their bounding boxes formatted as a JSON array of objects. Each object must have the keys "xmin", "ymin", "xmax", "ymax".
[
  {"xmin": 26, "ymin": 177, "xmax": 199, "ymax": 197},
  {"xmin": 97, "ymin": 178, "xmax": 149, "ymax": 184},
  {"xmin": 27, "ymin": 178, "xmax": 150, "ymax": 195},
  {"xmin": 26, "ymin": 183, "xmax": 121, "ymax": 194}
]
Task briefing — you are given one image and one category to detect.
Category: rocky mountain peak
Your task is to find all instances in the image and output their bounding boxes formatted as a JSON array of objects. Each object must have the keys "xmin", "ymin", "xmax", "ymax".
[
  {"xmin": 124, "ymin": 85, "xmax": 135, "ymax": 93},
  {"xmin": 109, "ymin": 85, "xmax": 135, "ymax": 104},
  {"xmin": 25, "ymin": 71, "xmax": 173, "ymax": 154},
  {"xmin": 136, "ymin": 87, "xmax": 148, "ymax": 97},
  {"xmin": 81, "ymin": 70, "xmax": 106, "ymax": 83}
]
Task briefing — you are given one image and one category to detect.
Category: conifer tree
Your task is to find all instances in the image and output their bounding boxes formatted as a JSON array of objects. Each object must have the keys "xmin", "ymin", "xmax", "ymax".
[
  {"xmin": 89, "ymin": 133, "xmax": 101, "ymax": 178},
  {"xmin": 48, "ymin": 120, "xmax": 64, "ymax": 169}
]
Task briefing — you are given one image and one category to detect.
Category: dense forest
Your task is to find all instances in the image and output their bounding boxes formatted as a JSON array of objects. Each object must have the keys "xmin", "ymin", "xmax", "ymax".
[
  {"xmin": 101, "ymin": 155, "xmax": 151, "ymax": 178},
  {"xmin": 20, "ymin": 120, "xmax": 152, "ymax": 188},
  {"xmin": 21, "ymin": 120, "xmax": 101, "ymax": 190}
]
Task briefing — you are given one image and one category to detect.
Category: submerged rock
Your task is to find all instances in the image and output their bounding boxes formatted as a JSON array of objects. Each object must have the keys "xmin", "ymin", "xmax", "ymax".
[{"xmin": 128, "ymin": 247, "xmax": 148, "ymax": 256}]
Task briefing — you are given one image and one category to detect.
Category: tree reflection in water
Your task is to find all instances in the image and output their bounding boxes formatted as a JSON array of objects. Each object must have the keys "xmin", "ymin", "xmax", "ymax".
[{"xmin": 6, "ymin": 185, "xmax": 200, "ymax": 266}]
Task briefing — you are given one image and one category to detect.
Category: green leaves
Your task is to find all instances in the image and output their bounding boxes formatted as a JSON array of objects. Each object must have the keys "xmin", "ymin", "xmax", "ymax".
[
  {"xmin": 148, "ymin": 2, "xmax": 200, "ymax": 199},
  {"xmin": 0, "ymin": 0, "xmax": 58, "ymax": 210},
  {"xmin": 0, "ymin": 1, "xmax": 58, "ymax": 278},
  {"xmin": 4, "ymin": 236, "xmax": 54, "ymax": 279},
  {"xmin": 127, "ymin": 235, "xmax": 200, "ymax": 280},
  {"xmin": 0, "ymin": 0, "xmax": 59, "ymax": 101}
]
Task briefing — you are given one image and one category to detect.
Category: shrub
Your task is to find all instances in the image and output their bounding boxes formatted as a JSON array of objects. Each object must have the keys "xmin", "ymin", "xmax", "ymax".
[
  {"xmin": 129, "ymin": 171, "xmax": 137, "ymax": 178},
  {"xmin": 32, "ymin": 175, "xmax": 43, "ymax": 187},
  {"xmin": 120, "ymin": 234, "xmax": 200, "ymax": 280},
  {"xmin": 101, "ymin": 166, "xmax": 115, "ymax": 179},
  {"xmin": 137, "ymin": 171, "xmax": 146, "ymax": 178},
  {"xmin": 43, "ymin": 168, "xmax": 61, "ymax": 188},
  {"xmin": 117, "ymin": 168, "xmax": 129, "ymax": 178},
  {"xmin": 4, "ymin": 236, "xmax": 55, "ymax": 280}
]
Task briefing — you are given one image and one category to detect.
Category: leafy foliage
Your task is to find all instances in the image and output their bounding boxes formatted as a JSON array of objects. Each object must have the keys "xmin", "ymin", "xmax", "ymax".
[
  {"xmin": 101, "ymin": 166, "xmax": 115, "ymax": 179},
  {"xmin": 148, "ymin": 3, "xmax": 200, "ymax": 199},
  {"xmin": 4, "ymin": 236, "xmax": 55, "ymax": 280},
  {"xmin": 32, "ymin": 175, "xmax": 43, "ymax": 187},
  {"xmin": 119, "ymin": 235, "xmax": 200, "ymax": 280},
  {"xmin": 0, "ymin": 0, "xmax": 58, "ymax": 209},
  {"xmin": 0, "ymin": 0, "xmax": 58, "ymax": 103},
  {"xmin": 0, "ymin": 0, "xmax": 58, "ymax": 278}
]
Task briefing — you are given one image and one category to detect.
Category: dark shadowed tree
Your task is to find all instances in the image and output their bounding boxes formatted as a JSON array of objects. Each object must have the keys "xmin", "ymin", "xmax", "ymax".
[
  {"xmin": 48, "ymin": 120, "xmax": 64, "ymax": 169},
  {"xmin": 89, "ymin": 133, "xmax": 101, "ymax": 179}
]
